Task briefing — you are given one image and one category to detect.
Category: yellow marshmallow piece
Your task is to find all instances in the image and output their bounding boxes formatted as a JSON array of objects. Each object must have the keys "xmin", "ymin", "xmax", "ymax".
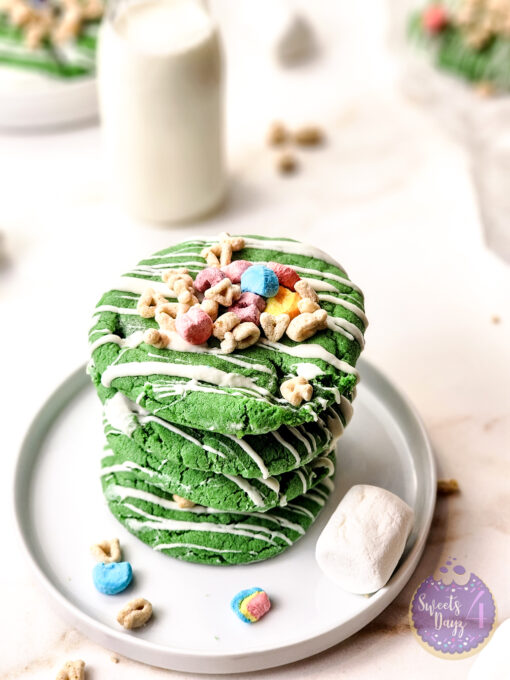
[{"xmin": 265, "ymin": 286, "xmax": 301, "ymax": 319}]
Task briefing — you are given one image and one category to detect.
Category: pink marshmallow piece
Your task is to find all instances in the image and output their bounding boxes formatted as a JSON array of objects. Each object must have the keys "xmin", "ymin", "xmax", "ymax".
[
  {"xmin": 246, "ymin": 592, "xmax": 271, "ymax": 621},
  {"xmin": 175, "ymin": 305, "xmax": 213, "ymax": 345},
  {"xmin": 235, "ymin": 291, "xmax": 266, "ymax": 311},
  {"xmin": 267, "ymin": 262, "xmax": 300, "ymax": 291},
  {"xmin": 228, "ymin": 303, "xmax": 260, "ymax": 325},
  {"xmin": 221, "ymin": 260, "xmax": 253, "ymax": 284},
  {"xmin": 194, "ymin": 267, "xmax": 226, "ymax": 293}
]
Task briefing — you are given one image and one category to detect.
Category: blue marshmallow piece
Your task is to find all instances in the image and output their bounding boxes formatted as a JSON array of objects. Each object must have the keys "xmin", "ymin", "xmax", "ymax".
[
  {"xmin": 241, "ymin": 265, "xmax": 279, "ymax": 298},
  {"xmin": 93, "ymin": 561, "xmax": 133, "ymax": 595}
]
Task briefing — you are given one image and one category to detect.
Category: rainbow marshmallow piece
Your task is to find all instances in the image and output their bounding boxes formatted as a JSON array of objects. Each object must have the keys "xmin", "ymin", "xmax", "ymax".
[{"xmin": 231, "ymin": 587, "xmax": 271, "ymax": 623}]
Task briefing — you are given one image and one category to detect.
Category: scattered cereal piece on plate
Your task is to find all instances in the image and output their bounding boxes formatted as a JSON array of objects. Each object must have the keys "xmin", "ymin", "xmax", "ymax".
[
  {"xmin": 93, "ymin": 561, "xmax": 133, "ymax": 595},
  {"xmin": 117, "ymin": 597, "xmax": 153, "ymax": 629},
  {"xmin": 231, "ymin": 587, "xmax": 271, "ymax": 623},
  {"xmin": 90, "ymin": 538, "xmax": 121, "ymax": 564}
]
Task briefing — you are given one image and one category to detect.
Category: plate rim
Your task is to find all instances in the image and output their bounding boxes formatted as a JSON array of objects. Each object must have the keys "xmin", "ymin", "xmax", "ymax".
[{"xmin": 13, "ymin": 358, "xmax": 436, "ymax": 673}]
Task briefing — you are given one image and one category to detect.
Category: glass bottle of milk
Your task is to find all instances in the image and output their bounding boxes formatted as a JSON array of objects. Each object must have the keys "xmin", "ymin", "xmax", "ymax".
[{"xmin": 98, "ymin": 0, "xmax": 225, "ymax": 223}]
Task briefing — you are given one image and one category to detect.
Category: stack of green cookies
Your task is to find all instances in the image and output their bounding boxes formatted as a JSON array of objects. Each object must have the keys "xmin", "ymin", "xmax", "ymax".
[{"xmin": 88, "ymin": 235, "xmax": 366, "ymax": 565}]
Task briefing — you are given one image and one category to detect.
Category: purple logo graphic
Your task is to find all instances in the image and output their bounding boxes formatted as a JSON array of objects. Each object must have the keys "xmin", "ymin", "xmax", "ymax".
[{"xmin": 409, "ymin": 558, "xmax": 496, "ymax": 658}]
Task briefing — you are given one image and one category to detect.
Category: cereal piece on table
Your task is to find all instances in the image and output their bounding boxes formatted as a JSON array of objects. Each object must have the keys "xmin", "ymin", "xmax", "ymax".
[
  {"xmin": 200, "ymin": 299, "xmax": 219, "ymax": 321},
  {"xmin": 232, "ymin": 322, "xmax": 260, "ymax": 349},
  {"xmin": 90, "ymin": 538, "xmax": 121, "ymax": 564},
  {"xmin": 231, "ymin": 587, "xmax": 271, "ymax": 623},
  {"xmin": 276, "ymin": 152, "xmax": 298, "ymax": 174},
  {"xmin": 205, "ymin": 278, "xmax": 241, "ymax": 307},
  {"xmin": 241, "ymin": 265, "xmax": 279, "ymax": 298},
  {"xmin": 117, "ymin": 598, "xmax": 153, "ymax": 629},
  {"xmin": 265, "ymin": 286, "xmax": 301, "ymax": 319},
  {"xmin": 280, "ymin": 376, "xmax": 313, "ymax": 406},
  {"xmin": 286, "ymin": 309, "xmax": 327, "ymax": 342},
  {"xmin": 267, "ymin": 261, "xmax": 300, "ymax": 290},
  {"xmin": 144, "ymin": 328, "xmax": 170, "ymax": 349},
  {"xmin": 267, "ymin": 121, "xmax": 288, "ymax": 146},
  {"xmin": 221, "ymin": 259, "xmax": 253, "ymax": 283},
  {"xmin": 175, "ymin": 305, "xmax": 213, "ymax": 345},
  {"xmin": 213, "ymin": 312, "xmax": 241, "ymax": 340},
  {"xmin": 260, "ymin": 312, "xmax": 290, "ymax": 342},
  {"xmin": 93, "ymin": 561, "xmax": 133, "ymax": 595},
  {"xmin": 437, "ymin": 479, "xmax": 460, "ymax": 495},
  {"xmin": 137, "ymin": 288, "xmax": 167, "ymax": 318},
  {"xmin": 297, "ymin": 298, "xmax": 320, "ymax": 314},
  {"xmin": 194, "ymin": 266, "xmax": 226, "ymax": 293},
  {"xmin": 294, "ymin": 279, "xmax": 319, "ymax": 303},
  {"xmin": 315, "ymin": 485, "xmax": 414, "ymax": 594},
  {"xmin": 293, "ymin": 125, "xmax": 324, "ymax": 146},
  {"xmin": 56, "ymin": 659, "xmax": 85, "ymax": 680},
  {"xmin": 173, "ymin": 494, "xmax": 196, "ymax": 508}
]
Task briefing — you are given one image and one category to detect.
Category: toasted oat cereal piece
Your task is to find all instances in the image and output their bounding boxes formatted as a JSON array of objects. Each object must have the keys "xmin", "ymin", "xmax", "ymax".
[
  {"xmin": 437, "ymin": 479, "xmax": 460, "ymax": 495},
  {"xmin": 173, "ymin": 494, "xmax": 196, "ymax": 508},
  {"xmin": 144, "ymin": 328, "xmax": 170, "ymax": 349},
  {"xmin": 117, "ymin": 598, "xmax": 153, "ymax": 629},
  {"xmin": 276, "ymin": 151, "xmax": 298, "ymax": 174},
  {"xmin": 293, "ymin": 125, "xmax": 324, "ymax": 146},
  {"xmin": 294, "ymin": 279, "xmax": 319, "ymax": 303},
  {"xmin": 297, "ymin": 298, "xmax": 320, "ymax": 314},
  {"xmin": 260, "ymin": 312, "xmax": 290, "ymax": 342},
  {"xmin": 205, "ymin": 278, "xmax": 241, "ymax": 307},
  {"xmin": 232, "ymin": 321, "xmax": 260, "ymax": 349},
  {"xmin": 56, "ymin": 660, "xmax": 85, "ymax": 680},
  {"xmin": 286, "ymin": 309, "xmax": 327, "ymax": 342},
  {"xmin": 213, "ymin": 312, "xmax": 241, "ymax": 340},
  {"xmin": 280, "ymin": 376, "xmax": 313, "ymax": 406},
  {"xmin": 90, "ymin": 538, "xmax": 121, "ymax": 564},
  {"xmin": 137, "ymin": 288, "xmax": 167, "ymax": 318},
  {"xmin": 267, "ymin": 121, "xmax": 288, "ymax": 146}
]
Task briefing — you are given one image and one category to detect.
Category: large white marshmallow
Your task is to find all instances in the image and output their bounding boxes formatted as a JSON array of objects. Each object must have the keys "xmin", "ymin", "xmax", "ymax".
[
  {"xmin": 315, "ymin": 484, "xmax": 414, "ymax": 594},
  {"xmin": 468, "ymin": 619, "xmax": 510, "ymax": 680}
]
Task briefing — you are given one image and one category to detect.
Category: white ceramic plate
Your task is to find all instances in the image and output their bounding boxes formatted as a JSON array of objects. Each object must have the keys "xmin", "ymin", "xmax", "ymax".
[
  {"xmin": 0, "ymin": 67, "xmax": 97, "ymax": 130},
  {"xmin": 14, "ymin": 359, "xmax": 435, "ymax": 674}
]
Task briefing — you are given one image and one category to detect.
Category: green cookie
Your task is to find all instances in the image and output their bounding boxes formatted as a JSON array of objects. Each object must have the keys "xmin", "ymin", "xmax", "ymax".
[
  {"xmin": 103, "ymin": 391, "xmax": 349, "ymax": 478},
  {"xmin": 88, "ymin": 235, "xmax": 366, "ymax": 436},
  {"xmin": 102, "ymin": 473, "xmax": 334, "ymax": 565},
  {"xmin": 101, "ymin": 436, "xmax": 336, "ymax": 512}
]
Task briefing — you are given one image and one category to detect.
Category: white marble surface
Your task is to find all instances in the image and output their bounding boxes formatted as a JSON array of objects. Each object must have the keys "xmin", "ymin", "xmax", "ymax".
[{"xmin": 1, "ymin": 2, "xmax": 509, "ymax": 678}]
